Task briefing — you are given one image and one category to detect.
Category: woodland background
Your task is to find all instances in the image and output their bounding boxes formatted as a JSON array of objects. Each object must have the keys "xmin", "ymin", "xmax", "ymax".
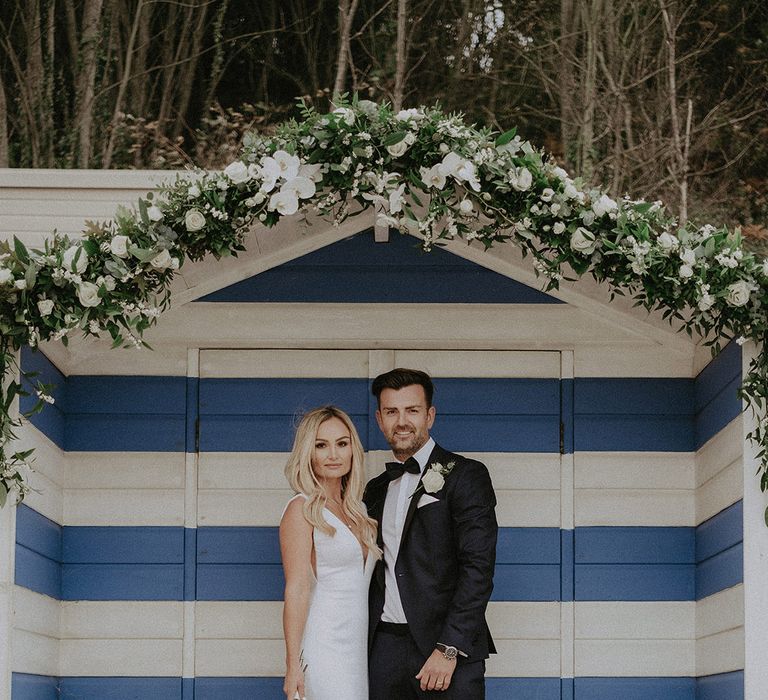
[{"xmin": 0, "ymin": 0, "xmax": 766, "ymax": 243}]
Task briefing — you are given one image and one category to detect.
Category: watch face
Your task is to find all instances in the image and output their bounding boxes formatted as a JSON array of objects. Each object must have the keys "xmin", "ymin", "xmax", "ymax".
[{"xmin": 444, "ymin": 646, "xmax": 458, "ymax": 660}]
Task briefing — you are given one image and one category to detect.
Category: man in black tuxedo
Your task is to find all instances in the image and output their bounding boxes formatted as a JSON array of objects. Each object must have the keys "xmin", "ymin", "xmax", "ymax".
[{"xmin": 364, "ymin": 368, "xmax": 498, "ymax": 699}]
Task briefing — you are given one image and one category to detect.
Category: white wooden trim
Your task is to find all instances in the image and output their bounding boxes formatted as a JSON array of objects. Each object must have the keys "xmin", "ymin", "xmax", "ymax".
[{"xmin": 742, "ymin": 341, "xmax": 768, "ymax": 699}]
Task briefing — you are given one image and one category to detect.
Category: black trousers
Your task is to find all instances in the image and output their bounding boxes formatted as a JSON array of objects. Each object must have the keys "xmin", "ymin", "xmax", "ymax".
[{"xmin": 369, "ymin": 624, "xmax": 485, "ymax": 700}]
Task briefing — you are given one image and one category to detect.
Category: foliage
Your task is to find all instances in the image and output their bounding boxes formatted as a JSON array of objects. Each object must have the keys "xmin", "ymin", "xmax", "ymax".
[{"xmin": 0, "ymin": 100, "xmax": 766, "ymax": 519}]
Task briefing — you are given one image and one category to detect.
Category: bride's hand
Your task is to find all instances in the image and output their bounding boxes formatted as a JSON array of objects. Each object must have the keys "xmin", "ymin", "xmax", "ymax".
[{"xmin": 284, "ymin": 665, "xmax": 306, "ymax": 700}]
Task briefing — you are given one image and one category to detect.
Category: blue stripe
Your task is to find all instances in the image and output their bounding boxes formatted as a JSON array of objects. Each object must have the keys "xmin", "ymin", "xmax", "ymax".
[
  {"xmin": 14, "ymin": 544, "xmax": 62, "ymax": 598},
  {"xmin": 62, "ymin": 526, "xmax": 184, "ymax": 563},
  {"xmin": 11, "ymin": 673, "xmax": 59, "ymax": 700},
  {"xmin": 561, "ymin": 378, "xmax": 574, "ymax": 454},
  {"xmin": 196, "ymin": 563, "xmax": 285, "ymax": 600},
  {"xmin": 695, "ymin": 375, "xmax": 742, "ymax": 450},
  {"xmin": 61, "ymin": 563, "xmax": 184, "ymax": 600},
  {"xmin": 186, "ymin": 377, "xmax": 199, "ymax": 452},
  {"xmin": 62, "ymin": 375, "xmax": 186, "ymax": 413},
  {"xmin": 696, "ymin": 670, "xmax": 744, "ymax": 700},
  {"xmin": 197, "ymin": 229, "xmax": 563, "ymax": 304},
  {"xmin": 65, "ymin": 414, "xmax": 186, "ymax": 451},
  {"xmin": 696, "ymin": 543, "xmax": 743, "ymax": 600},
  {"xmin": 433, "ymin": 378, "xmax": 561, "ymax": 414},
  {"xmin": 575, "ymin": 415, "xmax": 695, "ymax": 451},
  {"xmin": 194, "ymin": 677, "xmax": 285, "ymax": 699},
  {"xmin": 496, "ymin": 527, "xmax": 560, "ymax": 564},
  {"xmin": 696, "ymin": 500, "xmax": 742, "ymax": 563},
  {"xmin": 561, "ymin": 677, "xmax": 575, "ymax": 700},
  {"xmin": 19, "ymin": 348, "xmax": 66, "ymax": 447},
  {"xmin": 16, "ymin": 504, "xmax": 61, "ymax": 561},
  {"xmin": 59, "ymin": 677, "xmax": 182, "ymax": 699},
  {"xmin": 182, "ymin": 677, "xmax": 195, "ymax": 700},
  {"xmin": 695, "ymin": 342, "xmax": 741, "ymax": 412},
  {"xmin": 486, "ymin": 678, "xmax": 562, "ymax": 699},
  {"xmin": 197, "ymin": 527, "xmax": 282, "ymax": 563},
  {"xmin": 575, "ymin": 564, "xmax": 695, "ymax": 601},
  {"xmin": 575, "ymin": 378, "xmax": 694, "ymax": 414},
  {"xmin": 576, "ymin": 527, "xmax": 694, "ymax": 564},
  {"xmin": 561, "ymin": 529, "xmax": 574, "ymax": 602},
  {"xmin": 491, "ymin": 564, "xmax": 561, "ymax": 601},
  {"xmin": 574, "ymin": 677, "xmax": 695, "ymax": 699}
]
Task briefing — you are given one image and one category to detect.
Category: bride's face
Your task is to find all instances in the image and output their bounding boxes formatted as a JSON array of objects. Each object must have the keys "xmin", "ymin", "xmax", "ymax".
[{"xmin": 311, "ymin": 417, "xmax": 353, "ymax": 482}]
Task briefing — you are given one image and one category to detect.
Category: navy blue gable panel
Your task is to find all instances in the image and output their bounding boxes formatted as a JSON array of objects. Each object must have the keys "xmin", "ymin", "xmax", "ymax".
[
  {"xmin": 11, "ymin": 673, "xmax": 59, "ymax": 700},
  {"xmin": 65, "ymin": 414, "xmax": 186, "ymax": 451},
  {"xmin": 695, "ymin": 341, "xmax": 741, "ymax": 412},
  {"xmin": 59, "ymin": 677, "xmax": 182, "ymax": 699},
  {"xmin": 696, "ymin": 671, "xmax": 744, "ymax": 700},
  {"xmin": 574, "ymin": 677, "xmax": 695, "ymax": 700},
  {"xmin": 63, "ymin": 375, "xmax": 186, "ymax": 413},
  {"xmin": 199, "ymin": 378, "xmax": 369, "ymax": 415},
  {"xmin": 696, "ymin": 500, "xmax": 743, "ymax": 563},
  {"xmin": 194, "ymin": 677, "xmax": 285, "ymax": 699},
  {"xmin": 62, "ymin": 563, "xmax": 184, "ymax": 600},
  {"xmin": 198, "ymin": 229, "xmax": 563, "ymax": 304},
  {"xmin": 575, "ymin": 378, "xmax": 694, "ymax": 415},
  {"xmin": 695, "ymin": 374, "xmax": 742, "ymax": 449},
  {"xmin": 62, "ymin": 526, "xmax": 184, "ymax": 563},
  {"xmin": 575, "ymin": 527, "xmax": 695, "ymax": 564},
  {"xmin": 574, "ymin": 415, "xmax": 695, "ymax": 452},
  {"xmin": 575, "ymin": 564, "xmax": 695, "ymax": 600}
]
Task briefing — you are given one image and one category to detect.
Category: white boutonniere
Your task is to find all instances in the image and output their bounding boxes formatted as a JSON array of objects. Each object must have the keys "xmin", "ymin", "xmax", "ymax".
[{"xmin": 412, "ymin": 460, "xmax": 455, "ymax": 498}]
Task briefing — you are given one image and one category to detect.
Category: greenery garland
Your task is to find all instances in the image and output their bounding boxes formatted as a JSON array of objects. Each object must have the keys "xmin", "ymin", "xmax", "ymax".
[{"xmin": 1, "ymin": 98, "xmax": 766, "ymax": 518}]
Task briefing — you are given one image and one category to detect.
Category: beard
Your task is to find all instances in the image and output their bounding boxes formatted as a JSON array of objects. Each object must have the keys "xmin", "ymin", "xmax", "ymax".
[{"xmin": 386, "ymin": 425, "xmax": 429, "ymax": 460}]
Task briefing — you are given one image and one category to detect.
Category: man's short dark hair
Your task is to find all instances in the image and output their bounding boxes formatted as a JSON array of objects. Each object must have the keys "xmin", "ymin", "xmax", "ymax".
[{"xmin": 371, "ymin": 368, "xmax": 434, "ymax": 407}]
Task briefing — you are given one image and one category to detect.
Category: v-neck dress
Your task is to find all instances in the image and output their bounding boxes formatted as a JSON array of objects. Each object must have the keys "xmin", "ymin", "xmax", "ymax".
[{"xmin": 287, "ymin": 494, "xmax": 376, "ymax": 699}]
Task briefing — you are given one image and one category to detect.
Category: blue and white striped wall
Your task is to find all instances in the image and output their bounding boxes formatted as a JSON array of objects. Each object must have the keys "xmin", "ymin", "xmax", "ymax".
[
  {"xmin": 3, "ymin": 231, "xmax": 747, "ymax": 699},
  {"xmin": 9, "ymin": 340, "xmax": 745, "ymax": 700}
]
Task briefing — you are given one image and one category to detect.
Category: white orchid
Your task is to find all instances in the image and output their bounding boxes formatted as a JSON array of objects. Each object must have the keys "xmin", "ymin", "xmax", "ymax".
[
  {"xmin": 269, "ymin": 189, "xmax": 300, "ymax": 216},
  {"xmin": 420, "ymin": 164, "xmax": 446, "ymax": 190}
]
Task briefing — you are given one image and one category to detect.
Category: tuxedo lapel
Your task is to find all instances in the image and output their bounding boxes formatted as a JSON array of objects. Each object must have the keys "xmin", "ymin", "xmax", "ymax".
[{"xmin": 400, "ymin": 443, "xmax": 447, "ymax": 542}]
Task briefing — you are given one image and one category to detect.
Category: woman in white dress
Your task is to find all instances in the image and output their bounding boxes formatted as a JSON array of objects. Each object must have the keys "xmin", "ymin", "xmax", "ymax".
[{"xmin": 280, "ymin": 406, "xmax": 380, "ymax": 700}]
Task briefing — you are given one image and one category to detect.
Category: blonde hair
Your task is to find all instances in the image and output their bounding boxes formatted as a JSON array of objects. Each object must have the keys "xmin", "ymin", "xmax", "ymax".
[{"xmin": 285, "ymin": 406, "xmax": 380, "ymax": 559}]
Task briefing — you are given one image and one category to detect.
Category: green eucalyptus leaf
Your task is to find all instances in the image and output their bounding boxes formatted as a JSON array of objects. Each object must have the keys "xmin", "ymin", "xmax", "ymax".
[
  {"xmin": 13, "ymin": 236, "xmax": 30, "ymax": 265},
  {"xmin": 495, "ymin": 128, "xmax": 518, "ymax": 146},
  {"xmin": 382, "ymin": 131, "xmax": 407, "ymax": 146}
]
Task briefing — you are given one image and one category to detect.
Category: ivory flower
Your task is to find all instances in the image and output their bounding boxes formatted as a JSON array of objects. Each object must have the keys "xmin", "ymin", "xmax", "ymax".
[
  {"xmin": 62, "ymin": 246, "xmax": 88, "ymax": 274},
  {"xmin": 185, "ymin": 209, "xmax": 206, "ymax": 232},
  {"xmin": 224, "ymin": 161, "xmax": 250, "ymax": 184},
  {"xmin": 726, "ymin": 281, "xmax": 751, "ymax": 307},
  {"xmin": 149, "ymin": 249, "xmax": 173, "ymax": 270},
  {"xmin": 269, "ymin": 190, "xmax": 300, "ymax": 216},
  {"xmin": 110, "ymin": 235, "xmax": 130, "ymax": 258},
  {"xmin": 77, "ymin": 282, "xmax": 101, "ymax": 307}
]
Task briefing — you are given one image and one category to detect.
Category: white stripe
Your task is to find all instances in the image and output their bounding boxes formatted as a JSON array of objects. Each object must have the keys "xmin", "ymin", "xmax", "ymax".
[
  {"xmin": 695, "ymin": 627, "xmax": 745, "ymax": 677},
  {"xmin": 576, "ymin": 601, "xmax": 695, "ymax": 639},
  {"xmin": 575, "ymin": 452, "xmax": 695, "ymax": 491},
  {"xmin": 13, "ymin": 586, "xmax": 59, "ymax": 640},
  {"xmin": 200, "ymin": 349, "xmax": 371, "ymax": 378},
  {"xmin": 60, "ymin": 639, "xmax": 182, "ymax": 676},
  {"xmin": 560, "ymin": 601, "xmax": 574, "ymax": 678},
  {"xmin": 696, "ymin": 419, "xmax": 742, "ymax": 489},
  {"xmin": 392, "ymin": 350, "xmax": 560, "ymax": 378},
  {"xmin": 64, "ymin": 488, "xmax": 185, "ymax": 526},
  {"xmin": 11, "ymin": 629, "xmax": 58, "ymax": 677},
  {"xmin": 60, "ymin": 600, "xmax": 183, "ymax": 639},
  {"xmin": 575, "ymin": 488, "xmax": 695, "ymax": 527},
  {"xmin": 67, "ymin": 452, "xmax": 186, "ymax": 489},
  {"xmin": 574, "ymin": 343, "xmax": 694, "ymax": 377},
  {"xmin": 696, "ymin": 585, "xmax": 743, "ymax": 640},
  {"xmin": 695, "ymin": 418, "xmax": 743, "ymax": 525},
  {"xmin": 15, "ymin": 423, "xmax": 66, "ymax": 524},
  {"xmin": 575, "ymin": 639, "xmax": 694, "ymax": 676}
]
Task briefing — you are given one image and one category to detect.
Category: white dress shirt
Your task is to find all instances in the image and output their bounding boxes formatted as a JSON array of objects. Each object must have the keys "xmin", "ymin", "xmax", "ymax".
[{"xmin": 380, "ymin": 437, "xmax": 435, "ymax": 623}]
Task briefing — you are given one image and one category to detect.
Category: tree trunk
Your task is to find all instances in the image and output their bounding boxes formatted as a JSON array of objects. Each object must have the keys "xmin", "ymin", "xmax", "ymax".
[
  {"xmin": 102, "ymin": 0, "xmax": 143, "ymax": 169},
  {"xmin": 172, "ymin": 3, "xmax": 210, "ymax": 139},
  {"xmin": 392, "ymin": 0, "xmax": 407, "ymax": 111},
  {"xmin": 332, "ymin": 0, "xmax": 359, "ymax": 100},
  {"xmin": 0, "ymin": 74, "xmax": 8, "ymax": 167},
  {"xmin": 73, "ymin": 0, "xmax": 104, "ymax": 167}
]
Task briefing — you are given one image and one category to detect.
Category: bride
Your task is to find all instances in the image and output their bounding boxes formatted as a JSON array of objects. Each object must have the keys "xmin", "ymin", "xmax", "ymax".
[{"xmin": 280, "ymin": 406, "xmax": 380, "ymax": 700}]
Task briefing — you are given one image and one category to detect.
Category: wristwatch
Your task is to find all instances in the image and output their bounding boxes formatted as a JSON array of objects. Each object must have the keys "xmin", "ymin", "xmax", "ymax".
[{"xmin": 435, "ymin": 643, "xmax": 459, "ymax": 661}]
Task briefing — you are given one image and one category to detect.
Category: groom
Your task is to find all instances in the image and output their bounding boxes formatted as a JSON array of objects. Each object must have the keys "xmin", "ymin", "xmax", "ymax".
[{"xmin": 364, "ymin": 368, "xmax": 498, "ymax": 699}]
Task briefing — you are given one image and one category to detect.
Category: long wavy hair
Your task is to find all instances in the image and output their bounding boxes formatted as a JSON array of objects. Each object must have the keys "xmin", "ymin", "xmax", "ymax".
[{"xmin": 284, "ymin": 406, "xmax": 380, "ymax": 559}]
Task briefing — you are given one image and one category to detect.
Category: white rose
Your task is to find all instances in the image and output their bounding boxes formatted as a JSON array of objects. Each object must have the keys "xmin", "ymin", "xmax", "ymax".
[
  {"xmin": 513, "ymin": 167, "xmax": 533, "ymax": 192},
  {"xmin": 333, "ymin": 107, "xmax": 356, "ymax": 126},
  {"xmin": 14, "ymin": 279, "xmax": 26, "ymax": 290},
  {"xmin": 459, "ymin": 199, "xmax": 474, "ymax": 214},
  {"xmin": 592, "ymin": 193, "xmax": 618, "ymax": 217},
  {"xmin": 149, "ymin": 249, "xmax": 173, "ymax": 270},
  {"xmin": 570, "ymin": 226, "xmax": 597, "ymax": 254},
  {"xmin": 658, "ymin": 232, "xmax": 678, "ymax": 251},
  {"xmin": 552, "ymin": 166, "xmax": 569, "ymax": 181},
  {"xmin": 37, "ymin": 299, "xmax": 54, "ymax": 316},
  {"xmin": 386, "ymin": 139, "xmax": 410, "ymax": 158},
  {"xmin": 187, "ymin": 184, "xmax": 201, "ymax": 198},
  {"xmin": 268, "ymin": 189, "xmax": 299, "ymax": 216},
  {"xmin": 680, "ymin": 248, "xmax": 696, "ymax": 266},
  {"xmin": 103, "ymin": 275, "xmax": 116, "ymax": 291},
  {"xmin": 63, "ymin": 246, "xmax": 88, "ymax": 274},
  {"xmin": 395, "ymin": 108, "xmax": 424, "ymax": 122},
  {"xmin": 540, "ymin": 188, "xmax": 555, "ymax": 202},
  {"xmin": 0, "ymin": 268, "xmax": 12, "ymax": 284},
  {"xmin": 762, "ymin": 260, "xmax": 768, "ymax": 277},
  {"xmin": 553, "ymin": 222, "xmax": 566, "ymax": 235},
  {"xmin": 726, "ymin": 280, "xmax": 751, "ymax": 307},
  {"xmin": 564, "ymin": 182, "xmax": 579, "ymax": 200},
  {"xmin": 170, "ymin": 258, "xmax": 180, "ymax": 270},
  {"xmin": 679, "ymin": 264, "xmax": 694, "ymax": 278},
  {"xmin": 224, "ymin": 160, "xmax": 250, "ymax": 184},
  {"xmin": 76, "ymin": 282, "xmax": 101, "ymax": 307},
  {"xmin": 422, "ymin": 469, "xmax": 445, "ymax": 493},
  {"xmin": 147, "ymin": 205, "xmax": 163, "ymax": 221},
  {"xmin": 357, "ymin": 100, "xmax": 379, "ymax": 117},
  {"xmin": 698, "ymin": 294, "xmax": 715, "ymax": 311},
  {"xmin": 110, "ymin": 235, "xmax": 130, "ymax": 258},
  {"xmin": 185, "ymin": 208, "xmax": 206, "ymax": 232}
]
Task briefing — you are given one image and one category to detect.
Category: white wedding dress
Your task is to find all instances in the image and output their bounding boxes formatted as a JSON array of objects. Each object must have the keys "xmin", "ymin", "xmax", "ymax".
[{"xmin": 287, "ymin": 494, "xmax": 376, "ymax": 700}]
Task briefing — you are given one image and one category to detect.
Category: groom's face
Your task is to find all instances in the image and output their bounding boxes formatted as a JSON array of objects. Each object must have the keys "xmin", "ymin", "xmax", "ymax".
[{"xmin": 375, "ymin": 384, "xmax": 435, "ymax": 460}]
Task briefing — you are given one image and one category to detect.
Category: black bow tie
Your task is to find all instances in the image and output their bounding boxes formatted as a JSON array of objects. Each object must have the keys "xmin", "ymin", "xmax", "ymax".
[{"xmin": 385, "ymin": 457, "xmax": 421, "ymax": 480}]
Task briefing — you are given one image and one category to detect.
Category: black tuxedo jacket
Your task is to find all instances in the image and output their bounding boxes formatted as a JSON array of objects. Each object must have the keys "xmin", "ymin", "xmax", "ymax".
[{"xmin": 363, "ymin": 443, "xmax": 498, "ymax": 661}]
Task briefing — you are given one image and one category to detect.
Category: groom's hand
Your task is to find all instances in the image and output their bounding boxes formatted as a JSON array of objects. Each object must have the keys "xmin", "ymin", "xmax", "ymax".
[{"xmin": 416, "ymin": 649, "xmax": 457, "ymax": 692}]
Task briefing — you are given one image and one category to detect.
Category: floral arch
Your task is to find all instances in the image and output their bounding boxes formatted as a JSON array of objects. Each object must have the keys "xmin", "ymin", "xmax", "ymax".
[{"xmin": 1, "ymin": 99, "xmax": 766, "ymax": 520}]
